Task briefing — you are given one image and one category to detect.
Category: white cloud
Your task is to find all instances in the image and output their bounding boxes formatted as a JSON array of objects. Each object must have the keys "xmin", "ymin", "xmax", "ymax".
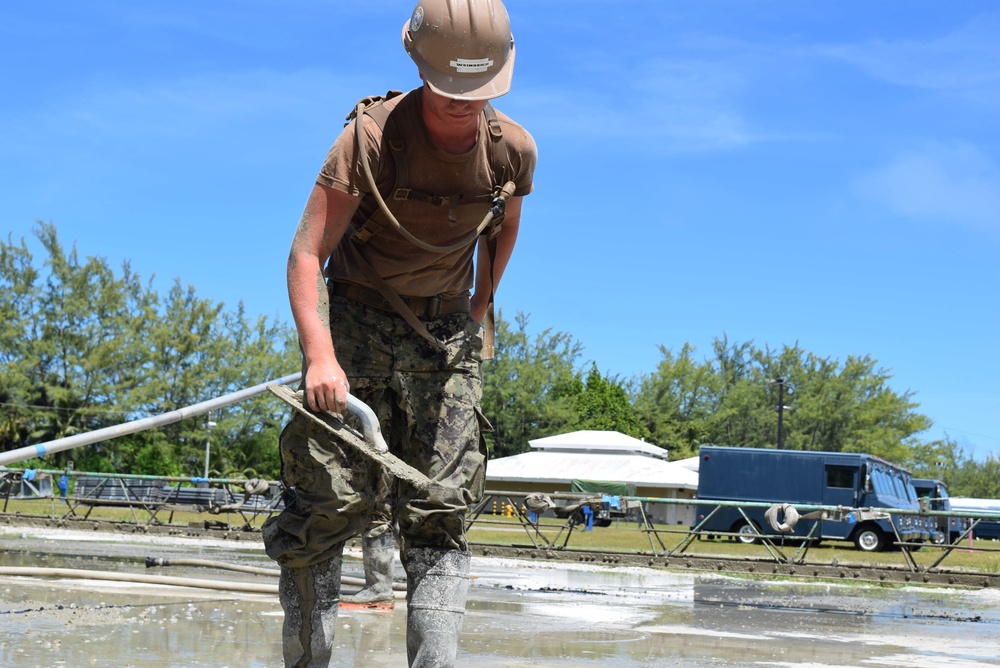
[
  {"xmin": 513, "ymin": 52, "xmax": 761, "ymax": 153},
  {"xmin": 819, "ymin": 13, "xmax": 1000, "ymax": 108},
  {"xmin": 855, "ymin": 142, "xmax": 1000, "ymax": 233},
  {"xmin": 0, "ymin": 67, "xmax": 389, "ymax": 166}
]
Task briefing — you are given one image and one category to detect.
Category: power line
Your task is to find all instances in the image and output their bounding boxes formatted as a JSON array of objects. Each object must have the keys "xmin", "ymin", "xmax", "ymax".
[
  {"xmin": 0, "ymin": 401, "xmax": 132, "ymax": 417},
  {"xmin": 935, "ymin": 426, "xmax": 1000, "ymax": 442}
]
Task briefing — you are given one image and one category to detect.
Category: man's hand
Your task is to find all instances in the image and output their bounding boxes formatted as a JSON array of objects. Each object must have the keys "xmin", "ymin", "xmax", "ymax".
[{"xmin": 304, "ymin": 357, "xmax": 350, "ymax": 415}]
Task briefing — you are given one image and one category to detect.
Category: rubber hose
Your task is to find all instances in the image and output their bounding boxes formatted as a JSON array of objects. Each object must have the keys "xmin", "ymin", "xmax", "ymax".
[
  {"xmin": 0, "ymin": 566, "xmax": 277, "ymax": 594},
  {"xmin": 1, "ymin": 566, "xmax": 407, "ymax": 601},
  {"xmin": 765, "ymin": 503, "xmax": 800, "ymax": 533},
  {"xmin": 145, "ymin": 557, "xmax": 408, "ymax": 591}
]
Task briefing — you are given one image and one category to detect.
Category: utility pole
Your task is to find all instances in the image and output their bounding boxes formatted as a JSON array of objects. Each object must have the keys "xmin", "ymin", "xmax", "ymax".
[
  {"xmin": 203, "ymin": 412, "xmax": 217, "ymax": 479},
  {"xmin": 769, "ymin": 378, "xmax": 792, "ymax": 450}
]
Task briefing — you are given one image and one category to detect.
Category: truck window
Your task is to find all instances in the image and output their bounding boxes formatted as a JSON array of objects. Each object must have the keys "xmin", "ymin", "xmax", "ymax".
[
  {"xmin": 894, "ymin": 475, "xmax": 912, "ymax": 502},
  {"xmin": 870, "ymin": 469, "xmax": 891, "ymax": 497},
  {"xmin": 826, "ymin": 466, "xmax": 855, "ymax": 489}
]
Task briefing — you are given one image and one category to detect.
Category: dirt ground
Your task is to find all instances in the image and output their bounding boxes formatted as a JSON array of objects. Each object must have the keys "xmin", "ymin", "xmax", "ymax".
[{"xmin": 1, "ymin": 523, "xmax": 999, "ymax": 667}]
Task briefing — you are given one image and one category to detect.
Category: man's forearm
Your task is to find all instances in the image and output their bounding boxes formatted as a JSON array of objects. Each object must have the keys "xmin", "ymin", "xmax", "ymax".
[
  {"xmin": 288, "ymin": 254, "xmax": 334, "ymax": 365},
  {"xmin": 473, "ymin": 204, "xmax": 521, "ymax": 302}
]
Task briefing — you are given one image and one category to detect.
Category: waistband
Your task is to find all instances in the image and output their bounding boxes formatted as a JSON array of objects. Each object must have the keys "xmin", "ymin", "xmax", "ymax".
[{"xmin": 329, "ymin": 282, "xmax": 470, "ymax": 318}]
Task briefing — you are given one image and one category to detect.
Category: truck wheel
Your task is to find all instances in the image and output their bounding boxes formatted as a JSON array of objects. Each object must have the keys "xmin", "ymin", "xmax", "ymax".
[
  {"xmin": 853, "ymin": 526, "xmax": 885, "ymax": 552},
  {"xmin": 735, "ymin": 521, "xmax": 760, "ymax": 545}
]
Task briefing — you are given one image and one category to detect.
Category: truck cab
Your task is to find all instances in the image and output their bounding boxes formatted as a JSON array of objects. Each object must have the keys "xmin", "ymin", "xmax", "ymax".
[{"xmin": 911, "ymin": 478, "xmax": 959, "ymax": 543}]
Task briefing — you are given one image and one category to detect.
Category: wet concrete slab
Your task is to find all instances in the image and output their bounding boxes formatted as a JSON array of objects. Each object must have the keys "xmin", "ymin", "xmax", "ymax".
[{"xmin": 1, "ymin": 525, "xmax": 999, "ymax": 667}]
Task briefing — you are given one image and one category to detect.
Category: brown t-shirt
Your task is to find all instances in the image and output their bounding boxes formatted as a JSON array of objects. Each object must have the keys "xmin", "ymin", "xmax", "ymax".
[{"xmin": 319, "ymin": 89, "xmax": 536, "ymax": 298}]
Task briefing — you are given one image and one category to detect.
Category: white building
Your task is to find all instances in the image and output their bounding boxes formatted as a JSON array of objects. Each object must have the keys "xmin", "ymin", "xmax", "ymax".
[{"xmin": 486, "ymin": 430, "xmax": 697, "ymax": 525}]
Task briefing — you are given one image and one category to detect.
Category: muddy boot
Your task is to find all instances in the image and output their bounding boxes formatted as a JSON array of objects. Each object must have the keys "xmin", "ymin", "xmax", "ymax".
[
  {"xmin": 403, "ymin": 548, "xmax": 471, "ymax": 668},
  {"xmin": 278, "ymin": 549, "xmax": 343, "ymax": 667},
  {"xmin": 341, "ymin": 529, "xmax": 396, "ymax": 610}
]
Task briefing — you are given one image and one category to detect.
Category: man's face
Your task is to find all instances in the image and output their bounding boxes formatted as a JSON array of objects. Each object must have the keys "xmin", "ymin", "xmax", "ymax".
[{"xmin": 421, "ymin": 84, "xmax": 489, "ymax": 133}]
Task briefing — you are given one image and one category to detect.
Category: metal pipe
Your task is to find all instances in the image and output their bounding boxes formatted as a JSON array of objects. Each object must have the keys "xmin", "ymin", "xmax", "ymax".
[{"xmin": 0, "ymin": 372, "xmax": 302, "ymax": 467}]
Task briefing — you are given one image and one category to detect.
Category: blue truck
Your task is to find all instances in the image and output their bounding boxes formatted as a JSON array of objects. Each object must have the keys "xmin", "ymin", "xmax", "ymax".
[
  {"xmin": 911, "ymin": 478, "xmax": 962, "ymax": 543},
  {"xmin": 694, "ymin": 445, "xmax": 931, "ymax": 552}
]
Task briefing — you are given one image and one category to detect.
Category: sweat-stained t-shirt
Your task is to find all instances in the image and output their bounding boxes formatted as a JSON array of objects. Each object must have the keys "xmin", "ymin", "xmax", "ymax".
[{"xmin": 318, "ymin": 88, "xmax": 537, "ymax": 299}]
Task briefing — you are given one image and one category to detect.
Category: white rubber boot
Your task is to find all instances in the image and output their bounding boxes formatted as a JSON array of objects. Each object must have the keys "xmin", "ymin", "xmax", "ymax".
[
  {"xmin": 341, "ymin": 529, "xmax": 396, "ymax": 609},
  {"xmin": 278, "ymin": 551, "xmax": 343, "ymax": 667},
  {"xmin": 403, "ymin": 548, "xmax": 471, "ymax": 668}
]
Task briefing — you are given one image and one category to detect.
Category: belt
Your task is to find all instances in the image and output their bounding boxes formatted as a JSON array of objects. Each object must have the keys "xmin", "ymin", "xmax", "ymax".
[{"xmin": 329, "ymin": 282, "xmax": 470, "ymax": 318}]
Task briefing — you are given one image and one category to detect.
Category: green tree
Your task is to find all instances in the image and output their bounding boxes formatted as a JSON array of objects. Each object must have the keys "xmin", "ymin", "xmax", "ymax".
[
  {"xmin": 1, "ymin": 223, "xmax": 160, "ymax": 468},
  {"xmin": 1, "ymin": 222, "xmax": 297, "ymax": 478},
  {"xmin": 898, "ymin": 438, "xmax": 961, "ymax": 484},
  {"xmin": 574, "ymin": 363, "xmax": 646, "ymax": 438},
  {"xmin": 633, "ymin": 343, "xmax": 718, "ymax": 459},
  {"xmin": 773, "ymin": 352, "xmax": 929, "ymax": 461},
  {"xmin": 0, "ymin": 233, "xmax": 39, "ymax": 447},
  {"xmin": 208, "ymin": 305, "xmax": 300, "ymax": 479},
  {"xmin": 634, "ymin": 336, "xmax": 935, "ymax": 462},
  {"xmin": 480, "ymin": 312, "xmax": 584, "ymax": 457},
  {"xmin": 949, "ymin": 454, "xmax": 1000, "ymax": 498}
]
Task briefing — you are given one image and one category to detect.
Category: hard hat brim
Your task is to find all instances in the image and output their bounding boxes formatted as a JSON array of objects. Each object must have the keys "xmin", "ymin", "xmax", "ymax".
[{"xmin": 402, "ymin": 21, "xmax": 515, "ymax": 101}]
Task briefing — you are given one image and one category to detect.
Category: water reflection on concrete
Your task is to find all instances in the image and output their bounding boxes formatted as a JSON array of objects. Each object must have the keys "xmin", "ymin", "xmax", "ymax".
[{"xmin": 1, "ymin": 526, "xmax": 999, "ymax": 667}]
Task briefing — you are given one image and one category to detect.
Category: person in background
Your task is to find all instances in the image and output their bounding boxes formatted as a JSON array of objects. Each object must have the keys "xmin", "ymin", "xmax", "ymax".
[{"xmin": 340, "ymin": 475, "xmax": 396, "ymax": 610}]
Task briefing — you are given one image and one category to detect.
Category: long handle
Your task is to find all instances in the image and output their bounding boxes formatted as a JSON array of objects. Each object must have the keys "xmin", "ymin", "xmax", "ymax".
[{"xmin": 0, "ymin": 373, "xmax": 303, "ymax": 467}]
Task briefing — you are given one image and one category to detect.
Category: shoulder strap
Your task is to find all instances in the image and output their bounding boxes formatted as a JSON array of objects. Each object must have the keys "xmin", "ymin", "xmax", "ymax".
[
  {"xmin": 344, "ymin": 91, "xmax": 407, "ymax": 245},
  {"xmin": 482, "ymin": 103, "xmax": 509, "ymax": 187},
  {"xmin": 343, "ymin": 90, "xmax": 404, "ymax": 127},
  {"xmin": 348, "ymin": 91, "xmax": 408, "ymax": 245}
]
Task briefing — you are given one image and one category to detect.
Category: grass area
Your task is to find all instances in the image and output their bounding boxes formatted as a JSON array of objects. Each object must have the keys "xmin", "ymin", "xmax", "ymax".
[
  {"xmin": 467, "ymin": 515, "xmax": 1000, "ymax": 573},
  {"xmin": 6, "ymin": 498, "xmax": 1000, "ymax": 575},
  {"xmin": 0, "ymin": 497, "xmax": 273, "ymax": 530}
]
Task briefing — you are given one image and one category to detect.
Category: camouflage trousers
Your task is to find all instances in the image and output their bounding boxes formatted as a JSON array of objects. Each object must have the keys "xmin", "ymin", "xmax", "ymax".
[{"xmin": 263, "ymin": 296, "xmax": 489, "ymax": 569}]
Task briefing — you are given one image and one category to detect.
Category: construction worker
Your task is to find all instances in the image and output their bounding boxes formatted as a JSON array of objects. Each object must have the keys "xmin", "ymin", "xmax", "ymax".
[{"xmin": 262, "ymin": 0, "xmax": 536, "ymax": 666}]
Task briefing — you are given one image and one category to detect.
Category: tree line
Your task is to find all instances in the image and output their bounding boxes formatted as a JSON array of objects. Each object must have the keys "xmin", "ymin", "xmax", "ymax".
[
  {"xmin": 2, "ymin": 223, "xmax": 998, "ymax": 497},
  {"xmin": 1, "ymin": 223, "xmax": 299, "ymax": 479}
]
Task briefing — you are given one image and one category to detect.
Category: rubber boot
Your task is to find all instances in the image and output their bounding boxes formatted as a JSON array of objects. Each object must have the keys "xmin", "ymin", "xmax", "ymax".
[
  {"xmin": 278, "ymin": 551, "xmax": 343, "ymax": 667},
  {"xmin": 403, "ymin": 548, "xmax": 471, "ymax": 668},
  {"xmin": 341, "ymin": 529, "xmax": 396, "ymax": 610}
]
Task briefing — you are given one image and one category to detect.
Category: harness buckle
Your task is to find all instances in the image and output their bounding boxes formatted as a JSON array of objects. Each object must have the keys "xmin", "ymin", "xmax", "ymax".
[
  {"xmin": 489, "ymin": 194, "xmax": 507, "ymax": 218},
  {"xmin": 426, "ymin": 294, "xmax": 442, "ymax": 317}
]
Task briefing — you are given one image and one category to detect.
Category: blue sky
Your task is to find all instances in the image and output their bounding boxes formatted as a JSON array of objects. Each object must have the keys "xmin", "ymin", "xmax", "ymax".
[{"xmin": 3, "ymin": 1, "xmax": 998, "ymax": 459}]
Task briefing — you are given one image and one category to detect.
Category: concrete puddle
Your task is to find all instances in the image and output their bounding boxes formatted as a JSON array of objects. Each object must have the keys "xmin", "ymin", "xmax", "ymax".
[{"xmin": 2, "ymin": 526, "xmax": 999, "ymax": 667}]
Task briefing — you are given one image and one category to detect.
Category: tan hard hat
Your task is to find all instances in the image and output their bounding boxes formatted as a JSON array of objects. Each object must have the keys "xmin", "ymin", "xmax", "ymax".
[{"xmin": 402, "ymin": 0, "xmax": 516, "ymax": 101}]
